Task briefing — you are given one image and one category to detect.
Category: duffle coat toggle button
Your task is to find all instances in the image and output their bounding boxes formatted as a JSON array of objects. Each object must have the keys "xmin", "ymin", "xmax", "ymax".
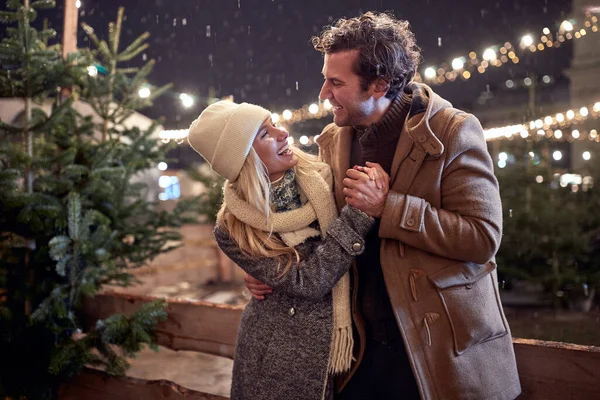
[
  {"xmin": 424, "ymin": 312, "xmax": 440, "ymax": 346},
  {"xmin": 409, "ymin": 269, "xmax": 426, "ymax": 301}
]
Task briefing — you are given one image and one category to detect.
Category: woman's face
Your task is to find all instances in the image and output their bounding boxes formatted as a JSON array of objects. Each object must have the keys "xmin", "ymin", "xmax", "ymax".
[{"xmin": 252, "ymin": 117, "xmax": 298, "ymax": 182}]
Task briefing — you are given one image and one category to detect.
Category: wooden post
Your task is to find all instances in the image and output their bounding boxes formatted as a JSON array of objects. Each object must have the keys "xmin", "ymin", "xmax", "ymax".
[
  {"xmin": 62, "ymin": 0, "xmax": 78, "ymax": 59},
  {"xmin": 61, "ymin": 0, "xmax": 79, "ymax": 98}
]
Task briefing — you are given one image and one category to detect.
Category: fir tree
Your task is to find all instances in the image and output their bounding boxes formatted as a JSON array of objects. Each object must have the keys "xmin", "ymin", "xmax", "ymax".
[
  {"xmin": 0, "ymin": 2, "xmax": 198, "ymax": 398},
  {"xmin": 186, "ymin": 163, "xmax": 225, "ymax": 224},
  {"xmin": 496, "ymin": 139, "xmax": 600, "ymax": 309}
]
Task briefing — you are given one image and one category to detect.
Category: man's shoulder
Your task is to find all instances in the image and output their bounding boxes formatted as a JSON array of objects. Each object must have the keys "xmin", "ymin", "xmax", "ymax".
[
  {"xmin": 315, "ymin": 122, "xmax": 339, "ymax": 148},
  {"xmin": 429, "ymin": 106, "xmax": 473, "ymax": 139},
  {"xmin": 319, "ymin": 122, "xmax": 340, "ymax": 138},
  {"xmin": 429, "ymin": 106, "xmax": 487, "ymax": 154}
]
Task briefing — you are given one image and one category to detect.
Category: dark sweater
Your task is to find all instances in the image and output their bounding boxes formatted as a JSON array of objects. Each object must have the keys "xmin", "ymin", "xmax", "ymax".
[{"xmin": 350, "ymin": 91, "xmax": 411, "ymax": 341}]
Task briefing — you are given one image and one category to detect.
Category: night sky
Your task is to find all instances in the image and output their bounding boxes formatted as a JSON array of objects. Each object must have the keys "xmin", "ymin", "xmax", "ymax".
[{"xmin": 10, "ymin": 0, "xmax": 576, "ymax": 130}]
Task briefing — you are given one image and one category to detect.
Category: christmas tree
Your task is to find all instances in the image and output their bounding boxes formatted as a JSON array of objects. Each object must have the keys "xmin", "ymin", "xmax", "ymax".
[
  {"xmin": 0, "ymin": 2, "xmax": 198, "ymax": 398},
  {"xmin": 496, "ymin": 139, "xmax": 600, "ymax": 311},
  {"xmin": 186, "ymin": 163, "xmax": 225, "ymax": 224}
]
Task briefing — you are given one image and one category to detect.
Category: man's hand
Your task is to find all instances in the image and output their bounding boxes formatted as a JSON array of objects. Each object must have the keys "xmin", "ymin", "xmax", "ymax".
[
  {"xmin": 244, "ymin": 273, "xmax": 273, "ymax": 300},
  {"xmin": 343, "ymin": 162, "xmax": 390, "ymax": 218}
]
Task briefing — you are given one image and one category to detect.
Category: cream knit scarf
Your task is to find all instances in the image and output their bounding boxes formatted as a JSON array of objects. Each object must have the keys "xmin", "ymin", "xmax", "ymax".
[{"xmin": 223, "ymin": 159, "xmax": 353, "ymax": 374}]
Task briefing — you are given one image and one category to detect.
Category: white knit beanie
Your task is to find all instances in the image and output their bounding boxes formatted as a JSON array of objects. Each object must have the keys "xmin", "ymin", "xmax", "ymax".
[{"xmin": 187, "ymin": 100, "xmax": 272, "ymax": 181}]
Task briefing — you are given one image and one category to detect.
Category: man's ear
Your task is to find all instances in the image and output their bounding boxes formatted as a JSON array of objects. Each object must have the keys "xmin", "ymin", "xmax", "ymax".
[{"xmin": 372, "ymin": 78, "xmax": 390, "ymax": 99}]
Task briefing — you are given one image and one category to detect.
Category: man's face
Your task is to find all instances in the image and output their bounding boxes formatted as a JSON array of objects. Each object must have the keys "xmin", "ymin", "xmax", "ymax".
[{"xmin": 319, "ymin": 50, "xmax": 376, "ymax": 127}]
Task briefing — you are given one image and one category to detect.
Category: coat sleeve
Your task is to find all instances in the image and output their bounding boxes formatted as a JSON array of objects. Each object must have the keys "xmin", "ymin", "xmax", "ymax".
[
  {"xmin": 214, "ymin": 205, "xmax": 374, "ymax": 300},
  {"xmin": 378, "ymin": 114, "xmax": 502, "ymax": 264}
]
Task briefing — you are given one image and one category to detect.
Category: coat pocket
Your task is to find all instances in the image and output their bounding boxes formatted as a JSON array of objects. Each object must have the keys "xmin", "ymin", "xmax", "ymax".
[{"xmin": 427, "ymin": 261, "xmax": 508, "ymax": 355}]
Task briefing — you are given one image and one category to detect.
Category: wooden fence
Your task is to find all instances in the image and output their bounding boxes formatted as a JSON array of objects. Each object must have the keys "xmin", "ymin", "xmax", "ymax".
[{"xmin": 59, "ymin": 291, "xmax": 600, "ymax": 400}]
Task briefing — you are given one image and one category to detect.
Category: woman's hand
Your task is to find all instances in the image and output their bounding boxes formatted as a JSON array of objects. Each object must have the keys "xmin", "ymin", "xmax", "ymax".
[
  {"xmin": 342, "ymin": 162, "xmax": 390, "ymax": 218},
  {"xmin": 353, "ymin": 162, "xmax": 390, "ymax": 191}
]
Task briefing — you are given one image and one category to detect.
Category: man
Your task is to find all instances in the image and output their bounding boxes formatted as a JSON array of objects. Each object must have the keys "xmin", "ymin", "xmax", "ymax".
[{"xmin": 246, "ymin": 12, "xmax": 521, "ymax": 400}]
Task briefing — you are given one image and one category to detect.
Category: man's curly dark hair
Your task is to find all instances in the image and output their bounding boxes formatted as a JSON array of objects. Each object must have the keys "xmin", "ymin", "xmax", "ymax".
[{"xmin": 312, "ymin": 12, "xmax": 421, "ymax": 99}]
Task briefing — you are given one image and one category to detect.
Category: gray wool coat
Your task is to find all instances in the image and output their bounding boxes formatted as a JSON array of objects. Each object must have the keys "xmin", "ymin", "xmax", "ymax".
[{"xmin": 214, "ymin": 205, "xmax": 374, "ymax": 400}]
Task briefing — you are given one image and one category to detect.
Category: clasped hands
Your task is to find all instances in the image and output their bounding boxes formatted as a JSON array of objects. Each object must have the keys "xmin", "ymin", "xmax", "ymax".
[
  {"xmin": 244, "ymin": 162, "xmax": 390, "ymax": 300},
  {"xmin": 343, "ymin": 161, "xmax": 390, "ymax": 219}
]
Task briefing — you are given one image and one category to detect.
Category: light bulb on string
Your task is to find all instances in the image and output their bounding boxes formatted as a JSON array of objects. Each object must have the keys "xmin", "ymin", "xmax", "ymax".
[
  {"xmin": 521, "ymin": 34, "xmax": 534, "ymax": 47},
  {"xmin": 424, "ymin": 67, "xmax": 437, "ymax": 80},
  {"xmin": 138, "ymin": 87, "xmax": 151, "ymax": 99}
]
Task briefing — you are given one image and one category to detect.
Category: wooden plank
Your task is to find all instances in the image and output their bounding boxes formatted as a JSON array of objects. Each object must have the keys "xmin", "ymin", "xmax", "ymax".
[
  {"xmin": 83, "ymin": 292, "xmax": 600, "ymax": 399},
  {"xmin": 60, "ymin": 339, "xmax": 600, "ymax": 400},
  {"xmin": 58, "ymin": 367, "xmax": 227, "ymax": 400},
  {"xmin": 82, "ymin": 292, "xmax": 243, "ymax": 359},
  {"xmin": 514, "ymin": 338, "xmax": 600, "ymax": 399}
]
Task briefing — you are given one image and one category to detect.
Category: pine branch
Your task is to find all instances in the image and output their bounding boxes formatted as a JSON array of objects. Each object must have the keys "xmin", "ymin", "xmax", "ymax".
[
  {"xmin": 116, "ymin": 31, "xmax": 150, "ymax": 62},
  {"xmin": 30, "ymin": 0, "xmax": 55, "ymax": 9}
]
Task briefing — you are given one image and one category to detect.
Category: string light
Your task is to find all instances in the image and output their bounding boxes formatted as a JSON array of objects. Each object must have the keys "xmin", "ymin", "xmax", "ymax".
[
  {"xmin": 561, "ymin": 20, "xmax": 574, "ymax": 32},
  {"xmin": 424, "ymin": 67, "xmax": 437, "ymax": 80},
  {"xmin": 410, "ymin": 14, "xmax": 597, "ymax": 89},
  {"xmin": 159, "ymin": 96, "xmax": 600, "ymax": 145},
  {"xmin": 274, "ymin": 13, "xmax": 599, "ymax": 126},
  {"xmin": 154, "ymin": 14, "xmax": 599, "ymax": 129},
  {"xmin": 521, "ymin": 34, "xmax": 534, "ymax": 47},
  {"xmin": 179, "ymin": 93, "xmax": 194, "ymax": 108},
  {"xmin": 159, "ymin": 129, "xmax": 188, "ymax": 141},
  {"xmin": 451, "ymin": 58, "xmax": 464, "ymax": 70},
  {"xmin": 482, "ymin": 48, "xmax": 497, "ymax": 61},
  {"xmin": 87, "ymin": 65, "xmax": 98, "ymax": 77},
  {"xmin": 553, "ymin": 150, "xmax": 563, "ymax": 161},
  {"xmin": 138, "ymin": 87, "xmax": 151, "ymax": 99},
  {"xmin": 554, "ymin": 129, "xmax": 563, "ymax": 139},
  {"xmin": 483, "ymin": 99, "xmax": 600, "ymax": 142}
]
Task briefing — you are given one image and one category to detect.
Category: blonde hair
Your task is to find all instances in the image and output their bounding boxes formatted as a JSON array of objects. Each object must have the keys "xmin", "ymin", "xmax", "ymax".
[{"xmin": 217, "ymin": 146, "xmax": 318, "ymax": 277}]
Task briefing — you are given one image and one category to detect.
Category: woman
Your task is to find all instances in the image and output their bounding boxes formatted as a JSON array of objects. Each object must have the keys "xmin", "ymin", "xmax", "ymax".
[{"xmin": 187, "ymin": 100, "xmax": 381, "ymax": 400}]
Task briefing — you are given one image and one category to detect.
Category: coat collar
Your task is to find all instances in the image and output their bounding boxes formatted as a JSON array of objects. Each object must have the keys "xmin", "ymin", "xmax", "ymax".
[{"xmin": 403, "ymin": 83, "xmax": 450, "ymax": 157}]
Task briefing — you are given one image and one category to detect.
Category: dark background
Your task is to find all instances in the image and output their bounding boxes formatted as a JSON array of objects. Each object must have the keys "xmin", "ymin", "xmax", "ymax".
[{"xmin": 17, "ymin": 0, "xmax": 573, "ymax": 130}]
